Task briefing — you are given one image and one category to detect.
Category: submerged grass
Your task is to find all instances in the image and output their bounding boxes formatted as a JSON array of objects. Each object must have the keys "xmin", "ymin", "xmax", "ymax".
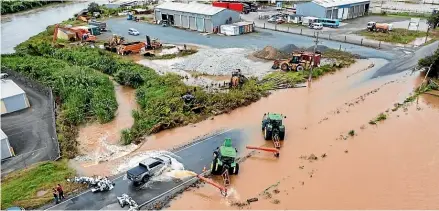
[{"xmin": 1, "ymin": 160, "xmax": 85, "ymax": 209}]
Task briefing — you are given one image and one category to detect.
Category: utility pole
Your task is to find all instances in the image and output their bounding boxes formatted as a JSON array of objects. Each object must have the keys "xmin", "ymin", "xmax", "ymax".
[
  {"xmin": 308, "ymin": 31, "xmax": 319, "ymax": 87},
  {"xmin": 425, "ymin": 25, "xmax": 430, "ymax": 44}
]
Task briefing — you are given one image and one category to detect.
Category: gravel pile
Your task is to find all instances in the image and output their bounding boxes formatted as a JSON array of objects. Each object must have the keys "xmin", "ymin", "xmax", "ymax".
[
  {"xmin": 172, "ymin": 48, "xmax": 272, "ymax": 77},
  {"xmin": 279, "ymin": 44, "xmax": 300, "ymax": 54},
  {"xmin": 253, "ymin": 46, "xmax": 289, "ymax": 60}
]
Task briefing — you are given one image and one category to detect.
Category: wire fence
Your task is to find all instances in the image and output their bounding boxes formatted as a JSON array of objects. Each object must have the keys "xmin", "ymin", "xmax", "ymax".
[{"xmin": 253, "ymin": 22, "xmax": 422, "ymax": 49}]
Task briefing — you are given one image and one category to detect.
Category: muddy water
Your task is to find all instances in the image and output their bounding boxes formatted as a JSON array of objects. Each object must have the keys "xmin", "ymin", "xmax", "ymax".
[
  {"xmin": 166, "ymin": 59, "xmax": 439, "ymax": 209},
  {"xmin": 1, "ymin": 1, "xmax": 92, "ymax": 54},
  {"xmin": 77, "ymin": 81, "xmax": 138, "ymax": 155}
]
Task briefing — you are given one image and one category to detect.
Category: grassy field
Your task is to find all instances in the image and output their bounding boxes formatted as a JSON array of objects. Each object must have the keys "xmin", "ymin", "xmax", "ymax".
[
  {"xmin": 1, "ymin": 160, "xmax": 85, "ymax": 209},
  {"xmin": 356, "ymin": 28, "xmax": 427, "ymax": 44}
]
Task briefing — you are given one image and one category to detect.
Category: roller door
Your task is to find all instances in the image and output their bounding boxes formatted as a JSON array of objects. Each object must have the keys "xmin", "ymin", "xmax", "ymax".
[
  {"xmin": 181, "ymin": 15, "xmax": 189, "ymax": 28},
  {"xmin": 205, "ymin": 19, "xmax": 213, "ymax": 33},
  {"xmin": 174, "ymin": 14, "xmax": 181, "ymax": 27},
  {"xmin": 196, "ymin": 17, "xmax": 204, "ymax": 32},
  {"xmin": 189, "ymin": 16, "xmax": 197, "ymax": 30}
]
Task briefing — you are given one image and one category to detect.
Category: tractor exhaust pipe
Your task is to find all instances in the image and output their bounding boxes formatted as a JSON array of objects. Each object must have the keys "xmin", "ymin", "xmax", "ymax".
[
  {"xmin": 246, "ymin": 146, "xmax": 280, "ymax": 157},
  {"xmin": 197, "ymin": 174, "xmax": 228, "ymax": 196}
]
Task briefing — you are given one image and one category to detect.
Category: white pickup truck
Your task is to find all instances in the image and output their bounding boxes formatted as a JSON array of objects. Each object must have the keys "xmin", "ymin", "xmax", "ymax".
[{"xmin": 126, "ymin": 155, "xmax": 172, "ymax": 186}]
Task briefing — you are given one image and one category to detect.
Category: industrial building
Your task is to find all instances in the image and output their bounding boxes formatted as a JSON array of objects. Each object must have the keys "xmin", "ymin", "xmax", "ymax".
[
  {"xmin": 154, "ymin": 2, "xmax": 241, "ymax": 33},
  {"xmin": 1, "ymin": 129, "xmax": 14, "ymax": 160},
  {"xmin": 1, "ymin": 79, "xmax": 30, "ymax": 115},
  {"xmin": 296, "ymin": 0, "xmax": 370, "ymax": 20}
]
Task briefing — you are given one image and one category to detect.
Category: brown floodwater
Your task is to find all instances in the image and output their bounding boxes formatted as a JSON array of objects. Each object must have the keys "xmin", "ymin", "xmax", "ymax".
[
  {"xmin": 166, "ymin": 59, "xmax": 439, "ymax": 210},
  {"xmin": 77, "ymin": 81, "xmax": 138, "ymax": 154}
]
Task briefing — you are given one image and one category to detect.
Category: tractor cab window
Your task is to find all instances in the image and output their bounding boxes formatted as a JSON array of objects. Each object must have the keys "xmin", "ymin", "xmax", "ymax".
[
  {"xmin": 272, "ymin": 119, "xmax": 282, "ymax": 126},
  {"xmin": 290, "ymin": 56, "xmax": 300, "ymax": 64}
]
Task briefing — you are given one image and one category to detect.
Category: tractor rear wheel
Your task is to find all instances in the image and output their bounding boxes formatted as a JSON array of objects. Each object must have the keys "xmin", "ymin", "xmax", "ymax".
[
  {"xmin": 281, "ymin": 63, "xmax": 289, "ymax": 71},
  {"xmin": 211, "ymin": 159, "xmax": 221, "ymax": 175},
  {"xmin": 296, "ymin": 65, "xmax": 304, "ymax": 72},
  {"xmin": 264, "ymin": 127, "xmax": 272, "ymax": 140},
  {"xmin": 279, "ymin": 131, "xmax": 285, "ymax": 140},
  {"xmin": 233, "ymin": 163, "xmax": 240, "ymax": 175}
]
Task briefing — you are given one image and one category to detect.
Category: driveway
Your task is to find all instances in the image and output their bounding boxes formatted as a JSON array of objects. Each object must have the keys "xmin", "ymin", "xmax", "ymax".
[
  {"xmin": 1, "ymin": 76, "xmax": 59, "ymax": 175},
  {"xmin": 44, "ymin": 128, "xmax": 252, "ymax": 210}
]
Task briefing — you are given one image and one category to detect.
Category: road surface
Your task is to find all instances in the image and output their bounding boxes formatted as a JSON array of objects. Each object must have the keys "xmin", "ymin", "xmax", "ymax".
[{"xmin": 45, "ymin": 128, "xmax": 252, "ymax": 210}]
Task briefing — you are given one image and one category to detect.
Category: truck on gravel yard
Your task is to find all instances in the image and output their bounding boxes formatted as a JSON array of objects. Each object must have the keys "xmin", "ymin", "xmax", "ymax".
[{"xmin": 127, "ymin": 155, "xmax": 172, "ymax": 186}]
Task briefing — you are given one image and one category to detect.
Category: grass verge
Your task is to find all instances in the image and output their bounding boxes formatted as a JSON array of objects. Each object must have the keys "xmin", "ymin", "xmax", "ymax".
[
  {"xmin": 356, "ymin": 28, "xmax": 426, "ymax": 44},
  {"xmin": 1, "ymin": 160, "xmax": 85, "ymax": 209}
]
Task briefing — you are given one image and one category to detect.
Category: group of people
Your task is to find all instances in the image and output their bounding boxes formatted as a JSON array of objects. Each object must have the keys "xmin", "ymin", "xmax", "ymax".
[{"xmin": 52, "ymin": 184, "xmax": 65, "ymax": 204}]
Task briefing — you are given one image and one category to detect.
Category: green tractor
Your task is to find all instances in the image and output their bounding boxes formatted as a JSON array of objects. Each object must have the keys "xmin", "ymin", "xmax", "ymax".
[
  {"xmin": 262, "ymin": 113, "xmax": 286, "ymax": 141},
  {"xmin": 211, "ymin": 138, "xmax": 239, "ymax": 176}
]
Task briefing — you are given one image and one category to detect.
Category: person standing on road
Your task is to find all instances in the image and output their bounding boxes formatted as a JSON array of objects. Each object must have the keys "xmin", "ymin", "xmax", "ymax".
[
  {"xmin": 57, "ymin": 184, "xmax": 65, "ymax": 200},
  {"xmin": 52, "ymin": 188, "xmax": 59, "ymax": 204}
]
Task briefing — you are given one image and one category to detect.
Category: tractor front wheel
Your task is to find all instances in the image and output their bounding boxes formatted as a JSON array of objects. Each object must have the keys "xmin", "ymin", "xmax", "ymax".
[
  {"xmin": 281, "ymin": 63, "xmax": 289, "ymax": 71},
  {"xmin": 264, "ymin": 127, "xmax": 272, "ymax": 140},
  {"xmin": 296, "ymin": 65, "xmax": 304, "ymax": 72},
  {"xmin": 232, "ymin": 163, "xmax": 239, "ymax": 175}
]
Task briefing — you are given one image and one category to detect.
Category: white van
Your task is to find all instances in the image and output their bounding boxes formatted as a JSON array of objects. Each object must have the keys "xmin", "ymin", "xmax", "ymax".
[{"xmin": 309, "ymin": 22, "xmax": 323, "ymax": 30}]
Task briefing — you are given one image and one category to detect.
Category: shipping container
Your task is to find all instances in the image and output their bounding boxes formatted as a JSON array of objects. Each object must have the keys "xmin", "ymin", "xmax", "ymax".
[
  {"xmin": 232, "ymin": 21, "xmax": 254, "ymax": 34},
  {"xmin": 228, "ymin": 3, "xmax": 244, "ymax": 13},
  {"xmin": 212, "ymin": 1, "xmax": 228, "ymax": 9},
  {"xmin": 220, "ymin": 24, "xmax": 239, "ymax": 36}
]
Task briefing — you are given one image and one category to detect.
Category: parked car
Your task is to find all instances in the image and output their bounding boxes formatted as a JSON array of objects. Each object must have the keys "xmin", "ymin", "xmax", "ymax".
[
  {"xmin": 128, "ymin": 28, "xmax": 140, "ymax": 36},
  {"xmin": 268, "ymin": 17, "xmax": 277, "ymax": 23},
  {"xmin": 309, "ymin": 22, "xmax": 323, "ymax": 30},
  {"xmin": 276, "ymin": 17, "xmax": 286, "ymax": 24}
]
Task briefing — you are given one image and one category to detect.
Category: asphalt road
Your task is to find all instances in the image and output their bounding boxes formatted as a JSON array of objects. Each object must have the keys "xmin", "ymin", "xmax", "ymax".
[
  {"xmin": 104, "ymin": 18, "xmax": 397, "ymax": 60},
  {"xmin": 372, "ymin": 41, "xmax": 439, "ymax": 78},
  {"xmin": 1, "ymin": 77, "xmax": 58, "ymax": 175},
  {"xmin": 45, "ymin": 128, "xmax": 253, "ymax": 210}
]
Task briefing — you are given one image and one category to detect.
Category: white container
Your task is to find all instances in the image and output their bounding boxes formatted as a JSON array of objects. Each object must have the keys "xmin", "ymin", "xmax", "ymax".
[
  {"xmin": 302, "ymin": 16, "xmax": 318, "ymax": 26},
  {"xmin": 220, "ymin": 25, "xmax": 240, "ymax": 36}
]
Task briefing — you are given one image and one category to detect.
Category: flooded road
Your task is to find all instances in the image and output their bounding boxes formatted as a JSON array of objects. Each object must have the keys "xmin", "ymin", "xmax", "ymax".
[
  {"xmin": 164, "ymin": 58, "xmax": 439, "ymax": 209},
  {"xmin": 1, "ymin": 1, "xmax": 90, "ymax": 54}
]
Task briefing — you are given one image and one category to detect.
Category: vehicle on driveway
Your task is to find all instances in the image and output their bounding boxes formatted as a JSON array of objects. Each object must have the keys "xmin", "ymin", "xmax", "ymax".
[
  {"xmin": 128, "ymin": 28, "xmax": 140, "ymax": 36},
  {"xmin": 309, "ymin": 22, "xmax": 323, "ymax": 30},
  {"xmin": 127, "ymin": 155, "xmax": 172, "ymax": 186}
]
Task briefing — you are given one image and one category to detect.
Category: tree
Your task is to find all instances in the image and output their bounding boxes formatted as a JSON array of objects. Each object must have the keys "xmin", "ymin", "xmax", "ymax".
[
  {"xmin": 428, "ymin": 13, "xmax": 439, "ymax": 29},
  {"xmin": 87, "ymin": 2, "xmax": 101, "ymax": 14},
  {"xmin": 418, "ymin": 48, "xmax": 439, "ymax": 78}
]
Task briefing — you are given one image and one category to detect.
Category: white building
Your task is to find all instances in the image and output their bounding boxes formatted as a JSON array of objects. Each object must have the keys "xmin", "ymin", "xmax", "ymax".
[
  {"xmin": 154, "ymin": 2, "xmax": 241, "ymax": 33},
  {"xmin": 1, "ymin": 79, "xmax": 30, "ymax": 115},
  {"xmin": 296, "ymin": 0, "xmax": 371, "ymax": 20},
  {"xmin": 1, "ymin": 129, "xmax": 14, "ymax": 160}
]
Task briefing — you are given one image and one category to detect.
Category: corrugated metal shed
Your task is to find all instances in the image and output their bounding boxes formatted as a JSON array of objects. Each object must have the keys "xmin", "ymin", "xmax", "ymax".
[
  {"xmin": 155, "ymin": 2, "xmax": 225, "ymax": 16},
  {"xmin": 1, "ymin": 79, "xmax": 25, "ymax": 99},
  {"xmin": 1, "ymin": 129, "xmax": 14, "ymax": 160},
  {"xmin": 312, "ymin": 0, "xmax": 370, "ymax": 8}
]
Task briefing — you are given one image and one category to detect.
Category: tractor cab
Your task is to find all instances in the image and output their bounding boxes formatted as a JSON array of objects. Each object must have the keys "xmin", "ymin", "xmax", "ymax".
[
  {"xmin": 262, "ymin": 113, "xmax": 286, "ymax": 141},
  {"xmin": 289, "ymin": 54, "xmax": 301, "ymax": 64},
  {"xmin": 212, "ymin": 138, "xmax": 239, "ymax": 175}
]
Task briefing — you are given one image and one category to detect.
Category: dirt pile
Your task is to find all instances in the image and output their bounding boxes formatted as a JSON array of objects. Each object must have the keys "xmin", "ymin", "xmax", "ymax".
[
  {"xmin": 279, "ymin": 44, "xmax": 300, "ymax": 54},
  {"xmin": 253, "ymin": 46, "xmax": 289, "ymax": 60}
]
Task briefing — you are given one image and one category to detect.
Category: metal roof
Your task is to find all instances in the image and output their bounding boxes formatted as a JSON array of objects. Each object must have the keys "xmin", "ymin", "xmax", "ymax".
[
  {"xmin": 312, "ymin": 0, "xmax": 370, "ymax": 8},
  {"xmin": 155, "ymin": 2, "xmax": 226, "ymax": 16},
  {"xmin": 1, "ymin": 79, "xmax": 25, "ymax": 100},
  {"xmin": 0, "ymin": 129, "xmax": 7, "ymax": 140}
]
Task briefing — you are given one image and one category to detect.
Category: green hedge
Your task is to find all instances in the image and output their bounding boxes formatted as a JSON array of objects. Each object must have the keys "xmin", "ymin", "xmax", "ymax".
[
  {"xmin": 1, "ymin": 55, "xmax": 117, "ymax": 157},
  {"xmin": 1, "ymin": 1, "xmax": 64, "ymax": 15}
]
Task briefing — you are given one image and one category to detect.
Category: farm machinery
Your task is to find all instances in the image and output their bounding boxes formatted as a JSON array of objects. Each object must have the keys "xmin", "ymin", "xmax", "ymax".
[
  {"xmin": 229, "ymin": 69, "xmax": 248, "ymax": 88},
  {"xmin": 52, "ymin": 24, "xmax": 96, "ymax": 45},
  {"xmin": 261, "ymin": 112, "xmax": 286, "ymax": 152},
  {"xmin": 367, "ymin": 22, "xmax": 393, "ymax": 33},
  {"xmin": 272, "ymin": 51, "xmax": 321, "ymax": 71},
  {"xmin": 211, "ymin": 138, "xmax": 239, "ymax": 188}
]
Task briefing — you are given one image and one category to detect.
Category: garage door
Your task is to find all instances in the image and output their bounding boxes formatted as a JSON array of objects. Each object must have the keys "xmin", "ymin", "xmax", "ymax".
[
  {"xmin": 174, "ymin": 14, "xmax": 181, "ymax": 27},
  {"xmin": 181, "ymin": 15, "xmax": 189, "ymax": 28},
  {"xmin": 196, "ymin": 17, "xmax": 204, "ymax": 32},
  {"xmin": 3, "ymin": 94, "xmax": 27, "ymax": 114},
  {"xmin": 205, "ymin": 19, "xmax": 213, "ymax": 33},
  {"xmin": 189, "ymin": 16, "xmax": 197, "ymax": 30}
]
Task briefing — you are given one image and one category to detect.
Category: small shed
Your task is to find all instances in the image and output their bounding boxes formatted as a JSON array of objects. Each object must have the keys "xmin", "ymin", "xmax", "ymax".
[
  {"xmin": 1, "ymin": 129, "xmax": 14, "ymax": 160},
  {"xmin": 57, "ymin": 28, "xmax": 76, "ymax": 41},
  {"xmin": 288, "ymin": 14, "xmax": 303, "ymax": 24},
  {"xmin": 1, "ymin": 79, "xmax": 30, "ymax": 115}
]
